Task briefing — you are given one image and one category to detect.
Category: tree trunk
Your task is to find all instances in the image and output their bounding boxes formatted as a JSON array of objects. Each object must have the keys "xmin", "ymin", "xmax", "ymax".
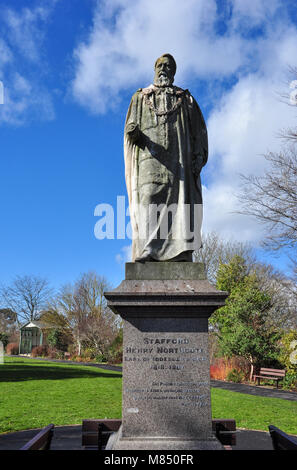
[
  {"xmin": 77, "ymin": 339, "xmax": 81, "ymax": 356},
  {"xmin": 249, "ymin": 356, "xmax": 254, "ymax": 382}
]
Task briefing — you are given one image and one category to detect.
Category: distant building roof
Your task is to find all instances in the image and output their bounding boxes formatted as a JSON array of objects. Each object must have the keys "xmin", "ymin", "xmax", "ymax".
[{"xmin": 20, "ymin": 320, "xmax": 52, "ymax": 330}]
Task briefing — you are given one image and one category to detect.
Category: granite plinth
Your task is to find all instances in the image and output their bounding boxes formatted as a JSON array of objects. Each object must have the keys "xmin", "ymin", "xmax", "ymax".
[
  {"xmin": 106, "ymin": 426, "xmax": 224, "ymax": 450},
  {"xmin": 104, "ymin": 262, "xmax": 228, "ymax": 450},
  {"xmin": 125, "ymin": 262, "xmax": 206, "ymax": 280}
]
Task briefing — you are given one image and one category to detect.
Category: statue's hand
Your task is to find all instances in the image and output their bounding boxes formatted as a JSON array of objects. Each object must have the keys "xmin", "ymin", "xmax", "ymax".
[
  {"xmin": 126, "ymin": 122, "xmax": 140, "ymax": 142},
  {"xmin": 192, "ymin": 154, "xmax": 204, "ymax": 176},
  {"xmin": 126, "ymin": 122, "xmax": 146, "ymax": 149}
]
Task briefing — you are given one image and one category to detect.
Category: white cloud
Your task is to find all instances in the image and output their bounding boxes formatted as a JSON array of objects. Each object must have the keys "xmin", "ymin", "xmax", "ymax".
[
  {"xmin": 230, "ymin": 0, "xmax": 281, "ymax": 28},
  {"xmin": 203, "ymin": 25, "xmax": 297, "ymax": 243},
  {"xmin": 71, "ymin": 0, "xmax": 250, "ymax": 113},
  {"xmin": 0, "ymin": 3, "xmax": 56, "ymax": 125},
  {"xmin": 116, "ymin": 244, "xmax": 132, "ymax": 264},
  {"xmin": 3, "ymin": 6, "xmax": 50, "ymax": 62},
  {"xmin": 71, "ymin": 0, "xmax": 297, "ymax": 247}
]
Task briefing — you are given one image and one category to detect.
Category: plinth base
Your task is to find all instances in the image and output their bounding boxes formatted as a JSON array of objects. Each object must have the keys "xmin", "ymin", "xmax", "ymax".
[
  {"xmin": 104, "ymin": 262, "xmax": 228, "ymax": 451},
  {"xmin": 106, "ymin": 426, "xmax": 224, "ymax": 450}
]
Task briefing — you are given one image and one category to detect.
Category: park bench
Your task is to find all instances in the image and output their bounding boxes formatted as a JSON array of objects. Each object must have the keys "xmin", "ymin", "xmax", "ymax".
[
  {"xmin": 268, "ymin": 425, "xmax": 297, "ymax": 450},
  {"xmin": 82, "ymin": 419, "xmax": 236, "ymax": 450},
  {"xmin": 20, "ymin": 424, "xmax": 54, "ymax": 450},
  {"xmin": 253, "ymin": 368, "xmax": 286, "ymax": 388},
  {"xmin": 82, "ymin": 419, "xmax": 122, "ymax": 450}
]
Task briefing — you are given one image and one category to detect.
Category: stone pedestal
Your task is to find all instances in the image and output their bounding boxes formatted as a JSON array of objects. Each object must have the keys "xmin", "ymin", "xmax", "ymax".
[{"xmin": 104, "ymin": 262, "xmax": 228, "ymax": 450}]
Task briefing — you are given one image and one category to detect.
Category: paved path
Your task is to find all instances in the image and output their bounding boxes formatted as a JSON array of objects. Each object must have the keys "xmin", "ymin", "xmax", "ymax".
[{"xmin": 211, "ymin": 380, "xmax": 297, "ymax": 401}]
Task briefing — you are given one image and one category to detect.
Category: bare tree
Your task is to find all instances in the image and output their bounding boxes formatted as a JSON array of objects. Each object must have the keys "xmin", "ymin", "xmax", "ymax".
[
  {"xmin": 194, "ymin": 232, "xmax": 254, "ymax": 284},
  {"xmin": 47, "ymin": 271, "xmax": 118, "ymax": 356},
  {"xmin": 195, "ymin": 233, "xmax": 297, "ymax": 330},
  {"xmin": 0, "ymin": 308, "xmax": 17, "ymax": 334},
  {"xmin": 237, "ymin": 65, "xmax": 297, "ymax": 253},
  {"xmin": 237, "ymin": 148, "xmax": 297, "ymax": 251},
  {"xmin": 0, "ymin": 275, "xmax": 52, "ymax": 326},
  {"xmin": 251, "ymin": 262, "xmax": 297, "ymax": 330}
]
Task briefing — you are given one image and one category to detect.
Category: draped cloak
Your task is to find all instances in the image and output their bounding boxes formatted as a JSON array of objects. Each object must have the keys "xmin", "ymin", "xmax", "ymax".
[{"xmin": 124, "ymin": 84, "xmax": 208, "ymax": 261}]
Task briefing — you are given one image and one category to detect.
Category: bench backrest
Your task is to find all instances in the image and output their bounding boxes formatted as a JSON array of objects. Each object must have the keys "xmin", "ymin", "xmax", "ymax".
[
  {"xmin": 259, "ymin": 368, "xmax": 286, "ymax": 377},
  {"xmin": 269, "ymin": 425, "xmax": 297, "ymax": 450},
  {"xmin": 212, "ymin": 419, "xmax": 236, "ymax": 446},
  {"xmin": 82, "ymin": 418, "xmax": 236, "ymax": 448},
  {"xmin": 20, "ymin": 424, "xmax": 54, "ymax": 450},
  {"xmin": 82, "ymin": 419, "xmax": 121, "ymax": 448}
]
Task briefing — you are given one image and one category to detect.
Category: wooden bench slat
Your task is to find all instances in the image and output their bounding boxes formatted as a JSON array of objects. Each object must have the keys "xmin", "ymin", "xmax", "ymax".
[
  {"xmin": 20, "ymin": 424, "xmax": 54, "ymax": 450},
  {"xmin": 253, "ymin": 368, "xmax": 286, "ymax": 388},
  {"xmin": 82, "ymin": 419, "xmax": 121, "ymax": 432},
  {"xmin": 212, "ymin": 419, "xmax": 236, "ymax": 446},
  {"xmin": 269, "ymin": 425, "xmax": 297, "ymax": 450}
]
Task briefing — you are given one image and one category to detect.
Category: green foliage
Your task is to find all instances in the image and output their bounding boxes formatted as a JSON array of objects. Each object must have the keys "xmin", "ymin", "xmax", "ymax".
[
  {"xmin": 0, "ymin": 332, "xmax": 9, "ymax": 348},
  {"xmin": 95, "ymin": 353, "xmax": 107, "ymax": 363},
  {"xmin": 47, "ymin": 329, "xmax": 68, "ymax": 352},
  {"xmin": 216, "ymin": 255, "xmax": 248, "ymax": 293},
  {"xmin": 211, "ymin": 256, "xmax": 281, "ymax": 370},
  {"xmin": 226, "ymin": 368, "xmax": 245, "ymax": 383},
  {"xmin": 279, "ymin": 330, "xmax": 297, "ymax": 374},
  {"xmin": 282, "ymin": 372, "xmax": 297, "ymax": 391},
  {"xmin": 81, "ymin": 347, "xmax": 97, "ymax": 359},
  {"xmin": 106, "ymin": 329, "xmax": 123, "ymax": 364}
]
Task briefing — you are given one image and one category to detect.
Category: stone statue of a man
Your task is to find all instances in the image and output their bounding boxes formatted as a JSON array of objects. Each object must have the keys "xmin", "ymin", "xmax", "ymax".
[{"xmin": 124, "ymin": 54, "xmax": 208, "ymax": 262}]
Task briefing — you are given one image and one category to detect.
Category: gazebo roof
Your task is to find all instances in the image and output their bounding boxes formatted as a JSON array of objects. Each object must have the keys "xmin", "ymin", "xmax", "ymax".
[{"xmin": 20, "ymin": 320, "xmax": 52, "ymax": 330}]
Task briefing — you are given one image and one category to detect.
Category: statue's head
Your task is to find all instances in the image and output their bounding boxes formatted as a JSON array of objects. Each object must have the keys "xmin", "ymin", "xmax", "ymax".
[{"xmin": 154, "ymin": 53, "xmax": 176, "ymax": 86}]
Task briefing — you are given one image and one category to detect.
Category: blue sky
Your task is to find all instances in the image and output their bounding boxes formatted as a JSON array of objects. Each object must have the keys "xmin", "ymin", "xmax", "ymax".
[{"xmin": 0, "ymin": 0, "xmax": 296, "ymax": 291}]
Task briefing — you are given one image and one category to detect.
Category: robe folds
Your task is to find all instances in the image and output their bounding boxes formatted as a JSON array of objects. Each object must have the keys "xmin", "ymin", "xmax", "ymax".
[{"xmin": 124, "ymin": 84, "xmax": 208, "ymax": 262}]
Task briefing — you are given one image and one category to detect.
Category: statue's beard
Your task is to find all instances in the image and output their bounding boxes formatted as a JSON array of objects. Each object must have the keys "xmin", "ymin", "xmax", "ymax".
[{"xmin": 154, "ymin": 73, "xmax": 173, "ymax": 87}]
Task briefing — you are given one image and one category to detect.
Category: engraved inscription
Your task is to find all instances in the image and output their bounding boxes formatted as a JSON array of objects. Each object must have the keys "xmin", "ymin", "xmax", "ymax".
[{"xmin": 124, "ymin": 336, "xmax": 209, "ymax": 408}]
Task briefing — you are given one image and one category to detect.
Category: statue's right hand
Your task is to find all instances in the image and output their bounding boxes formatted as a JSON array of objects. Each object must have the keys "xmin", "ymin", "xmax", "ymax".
[{"xmin": 126, "ymin": 122, "xmax": 140, "ymax": 140}]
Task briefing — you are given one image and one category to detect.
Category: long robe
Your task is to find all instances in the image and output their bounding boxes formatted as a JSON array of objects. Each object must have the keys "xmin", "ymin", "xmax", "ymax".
[{"xmin": 124, "ymin": 84, "xmax": 208, "ymax": 261}]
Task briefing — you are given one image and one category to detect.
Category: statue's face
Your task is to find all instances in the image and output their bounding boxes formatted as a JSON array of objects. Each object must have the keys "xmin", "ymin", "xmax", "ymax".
[{"xmin": 154, "ymin": 57, "xmax": 175, "ymax": 86}]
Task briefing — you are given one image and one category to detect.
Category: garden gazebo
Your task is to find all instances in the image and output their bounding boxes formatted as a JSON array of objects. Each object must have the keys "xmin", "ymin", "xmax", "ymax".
[{"xmin": 19, "ymin": 321, "xmax": 50, "ymax": 355}]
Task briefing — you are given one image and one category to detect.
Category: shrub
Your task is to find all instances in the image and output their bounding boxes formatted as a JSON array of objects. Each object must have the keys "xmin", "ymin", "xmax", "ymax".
[
  {"xmin": 6, "ymin": 342, "xmax": 19, "ymax": 355},
  {"xmin": 282, "ymin": 372, "xmax": 297, "ymax": 391},
  {"xmin": 210, "ymin": 356, "xmax": 249, "ymax": 381},
  {"xmin": 226, "ymin": 368, "xmax": 245, "ymax": 383},
  {"xmin": 0, "ymin": 333, "xmax": 9, "ymax": 349},
  {"xmin": 31, "ymin": 345, "xmax": 48, "ymax": 357},
  {"xmin": 47, "ymin": 347, "xmax": 59, "ymax": 359},
  {"xmin": 106, "ymin": 349, "xmax": 122, "ymax": 365},
  {"xmin": 210, "ymin": 358, "xmax": 234, "ymax": 381},
  {"xmin": 47, "ymin": 329, "xmax": 69, "ymax": 352},
  {"xmin": 95, "ymin": 353, "xmax": 107, "ymax": 363},
  {"xmin": 279, "ymin": 330, "xmax": 297, "ymax": 374},
  {"xmin": 81, "ymin": 348, "xmax": 97, "ymax": 360},
  {"xmin": 106, "ymin": 330, "xmax": 123, "ymax": 365}
]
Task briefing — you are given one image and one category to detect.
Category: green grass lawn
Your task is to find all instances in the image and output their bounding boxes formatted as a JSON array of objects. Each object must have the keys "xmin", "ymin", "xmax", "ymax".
[
  {"xmin": 0, "ymin": 357, "xmax": 122, "ymax": 434},
  {"xmin": 1, "ymin": 357, "xmax": 296, "ymax": 435}
]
